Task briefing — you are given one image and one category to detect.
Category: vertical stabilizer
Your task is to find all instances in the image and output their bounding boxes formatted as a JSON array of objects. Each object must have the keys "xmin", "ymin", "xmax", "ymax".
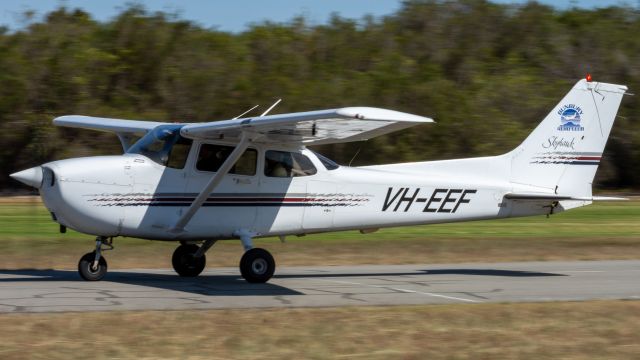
[{"xmin": 509, "ymin": 79, "xmax": 627, "ymax": 197}]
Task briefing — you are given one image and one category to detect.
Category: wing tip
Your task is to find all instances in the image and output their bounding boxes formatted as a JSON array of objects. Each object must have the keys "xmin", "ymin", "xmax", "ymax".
[{"xmin": 53, "ymin": 114, "xmax": 80, "ymax": 121}]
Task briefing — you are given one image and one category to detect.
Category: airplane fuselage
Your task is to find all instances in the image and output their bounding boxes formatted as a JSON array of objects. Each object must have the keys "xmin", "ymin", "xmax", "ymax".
[{"xmin": 39, "ymin": 143, "xmax": 548, "ymax": 241}]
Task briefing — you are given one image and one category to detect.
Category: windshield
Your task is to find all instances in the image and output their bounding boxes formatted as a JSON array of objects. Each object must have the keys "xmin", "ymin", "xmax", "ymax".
[{"xmin": 127, "ymin": 125, "xmax": 190, "ymax": 167}]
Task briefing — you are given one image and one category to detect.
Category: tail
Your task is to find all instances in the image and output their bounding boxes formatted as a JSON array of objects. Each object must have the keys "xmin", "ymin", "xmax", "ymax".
[{"xmin": 508, "ymin": 79, "xmax": 628, "ymax": 198}]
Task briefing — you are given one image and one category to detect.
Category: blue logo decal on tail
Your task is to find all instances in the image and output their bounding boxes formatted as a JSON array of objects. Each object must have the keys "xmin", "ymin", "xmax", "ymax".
[{"xmin": 557, "ymin": 104, "xmax": 584, "ymax": 131}]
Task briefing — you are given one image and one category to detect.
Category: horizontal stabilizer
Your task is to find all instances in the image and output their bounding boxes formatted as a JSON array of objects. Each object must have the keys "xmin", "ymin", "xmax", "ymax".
[
  {"xmin": 504, "ymin": 193, "xmax": 628, "ymax": 201},
  {"xmin": 591, "ymin": 196, "xmax": 629, "ymax": 201}
]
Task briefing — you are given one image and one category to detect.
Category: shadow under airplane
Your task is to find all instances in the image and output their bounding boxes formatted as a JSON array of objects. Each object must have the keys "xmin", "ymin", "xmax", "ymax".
[
  {"xmin": 0, "ymin": 269, "xmax": 301, "ymax": 296},
  {"xmin": 274, "ymin": 268, "xmax": 566, "ymax": 279},
  {"xmin": 0, "ymin": 267, "xmax": 566, "ymax": 296}
]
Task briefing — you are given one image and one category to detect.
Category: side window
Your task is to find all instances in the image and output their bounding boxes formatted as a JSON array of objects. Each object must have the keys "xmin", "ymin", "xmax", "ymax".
[
  {"xmin": 234, "ymin": 148, "xmax": 257, "ymax": 175},
  {"xmin": 313, "ymin": 151, "xmax": 340, "ymax": 170},
  {"xmin": 196, "ymin": 144, "xmax": 257, "ymax": 176},
  {"xmin": 264, "ymin": 150, "xmax": 317, "ymax": 178},
  {"xmin": 166, "ymin": 137, "xmax": 193, "ymax": 169}
]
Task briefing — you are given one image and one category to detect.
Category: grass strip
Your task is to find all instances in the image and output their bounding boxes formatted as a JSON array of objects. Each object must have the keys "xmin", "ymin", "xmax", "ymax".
[{"xmin": 0, "ymin": 300, "xmax": 638, "ymax": 359}]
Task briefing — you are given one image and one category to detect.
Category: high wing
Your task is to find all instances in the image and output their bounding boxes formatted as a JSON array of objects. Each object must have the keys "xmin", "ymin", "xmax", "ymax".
[
  {"xmin": 54, "ymin": 107, "xmax": 433, "ymax": 147},
  {"xmin": 180, "ymin": 107, "xmax": 433, "ymax": 145},
  {"xmin": 54, "ymin": 115, "xmax": 165, "ymax": 135},
  {"xmin": 54, "ymin": 115, "xmax": 167, "ymax": 151}
]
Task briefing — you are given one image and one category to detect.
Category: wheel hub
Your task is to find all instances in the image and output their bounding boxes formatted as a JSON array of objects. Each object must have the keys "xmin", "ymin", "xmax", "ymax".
[{"xmin": 252, "ymin": 258, "xmax": 268, "ymax": 275}]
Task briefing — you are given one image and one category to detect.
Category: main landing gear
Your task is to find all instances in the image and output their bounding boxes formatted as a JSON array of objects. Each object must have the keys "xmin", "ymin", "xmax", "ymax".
[
  {"xmin": 170, "ymin": 234, "xmax": 276, "ymax": 283},
  {"xmin": 169, "ymin": 232, "xmax": 276, "ymax": 283},
  {"xmin": 236, "ymin": 230, "xmax": 275, "ymax": 283},
  {"xmin": 239, "ymin": 248, "xmax": 275, "ymax": 283},
  {"xmin": 172, "ymin": 240, "xmax": 216, "ymax": 277}
]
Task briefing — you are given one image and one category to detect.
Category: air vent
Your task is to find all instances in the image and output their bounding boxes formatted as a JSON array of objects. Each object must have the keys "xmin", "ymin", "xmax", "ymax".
[{"xmin": 43, "ymin": 167, "xmax": 55, "ymax": 187}]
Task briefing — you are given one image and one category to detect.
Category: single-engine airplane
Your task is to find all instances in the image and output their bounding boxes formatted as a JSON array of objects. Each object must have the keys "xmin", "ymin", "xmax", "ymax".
[{"xmin": 10, "ymin": 78, "xmax": 628, "ymax": 283}]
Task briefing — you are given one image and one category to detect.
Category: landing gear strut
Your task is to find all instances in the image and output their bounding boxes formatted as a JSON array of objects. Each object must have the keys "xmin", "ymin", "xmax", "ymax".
[
  {"xmin": 78, "ymin": 236, "xmax": 113, "ymax": 281},
  {"xmin": 172, "ymin": 240, "xmax": 216, "ymax": 277}
]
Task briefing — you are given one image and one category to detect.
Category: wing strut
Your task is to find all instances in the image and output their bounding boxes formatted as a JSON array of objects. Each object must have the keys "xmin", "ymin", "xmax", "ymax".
[{"xmin": 170, "ymin": 132, "xmax": 250, "ymax": 233}]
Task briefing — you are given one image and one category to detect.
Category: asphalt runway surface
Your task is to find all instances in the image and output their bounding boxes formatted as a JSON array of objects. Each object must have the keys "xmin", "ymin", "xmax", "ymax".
[{"xmin": 0, "ymin": 260, "xmax": 638, "ymax": 313}]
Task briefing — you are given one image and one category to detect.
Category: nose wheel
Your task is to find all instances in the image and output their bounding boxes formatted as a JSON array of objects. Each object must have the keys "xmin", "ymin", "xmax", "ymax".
[
  {"xmin": 78, "ymin": 236, "xmax": 112, "ymax": 281},
  {"xmin": 78, "ymin": 252, "xmax": 108, "ymax": 281}
]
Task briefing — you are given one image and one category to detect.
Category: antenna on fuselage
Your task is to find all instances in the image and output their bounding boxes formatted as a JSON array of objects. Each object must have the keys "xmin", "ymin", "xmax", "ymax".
[
  {"xmin": 348, "ymin": 145, "xmax": 362, "ymax": 167},
  {"xmin": 260, "ymin": 99, "xmax": 282, "ymax": 116},
  {"xmin": 232, "ymin": 104, "xmax": 260, "ymax": 119}
]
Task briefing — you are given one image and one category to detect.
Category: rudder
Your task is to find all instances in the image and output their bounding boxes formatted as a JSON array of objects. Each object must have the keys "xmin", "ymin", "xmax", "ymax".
[{"xmin": 509, "ymin": 79, "xmax": 627, "ymax": 197}]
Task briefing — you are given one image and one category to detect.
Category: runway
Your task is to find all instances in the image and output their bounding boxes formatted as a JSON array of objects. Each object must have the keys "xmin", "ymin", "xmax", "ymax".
[{"xmin": 0, "ymin": 260, "xmax": 638, "ymax": 313}]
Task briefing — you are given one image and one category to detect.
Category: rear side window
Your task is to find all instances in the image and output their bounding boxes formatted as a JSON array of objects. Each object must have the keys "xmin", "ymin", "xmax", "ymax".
[
  {"xmin": 313, "ymin": 151, "xmax": 340, "ymax": 170},
  {"xmin": 196, "ymin": 144, "xmax": 257, "ymax": 176},
  {"xmin": 264, "ymin": 150, "xmax": 317, "ymax": 177}
]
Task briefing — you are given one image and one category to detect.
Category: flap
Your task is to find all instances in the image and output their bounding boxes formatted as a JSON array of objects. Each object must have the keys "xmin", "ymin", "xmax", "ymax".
[{"xmin": 180, "ymin": 107, "xmax": 433, "ymax": 145}]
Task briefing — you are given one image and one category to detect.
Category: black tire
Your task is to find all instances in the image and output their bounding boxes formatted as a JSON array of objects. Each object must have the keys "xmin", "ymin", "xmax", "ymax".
[
  {"xmin": 78, "ymin": 252, "xmax": 108, "ymax": 281},
  {"xmin": 172, "ymin": 244, "xmax": 206, "ymax": 277},
  {"xmin": 240, "ymin": 248, "xmax": 275, "ymax": 283}
]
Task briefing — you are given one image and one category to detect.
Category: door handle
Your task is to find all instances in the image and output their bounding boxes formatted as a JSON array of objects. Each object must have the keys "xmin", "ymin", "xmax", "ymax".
[{"xmin": 234, "ymin": 178, "xmax": 251, "ymax": 185}]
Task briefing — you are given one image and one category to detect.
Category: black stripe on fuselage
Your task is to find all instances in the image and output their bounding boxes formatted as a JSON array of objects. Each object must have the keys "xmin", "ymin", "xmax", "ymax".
[{"xmin": 105, "ymin": 202, "xmax": 353, "ymax": 207}]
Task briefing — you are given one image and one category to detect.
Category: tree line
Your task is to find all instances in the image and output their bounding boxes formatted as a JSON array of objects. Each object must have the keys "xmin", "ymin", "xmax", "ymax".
[{"xmin": 1, "ymin": 0, "xmax": 639, "ymax": 191}]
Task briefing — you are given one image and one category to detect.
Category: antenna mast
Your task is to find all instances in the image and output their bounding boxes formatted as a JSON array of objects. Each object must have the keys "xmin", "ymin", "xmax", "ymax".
[
  {"xmin": 260, "ymin": 99, "xmax": 282, "ymax": 116},
  {"xmin": 232, "ymin": 104, "xmax": 260, "ymax": 119}
]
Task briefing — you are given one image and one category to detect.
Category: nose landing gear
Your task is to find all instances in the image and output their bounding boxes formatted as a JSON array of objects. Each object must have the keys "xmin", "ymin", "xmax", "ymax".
[{"xmin": 78, "ymin": 236, "xmax": 113, "ymax": 281}]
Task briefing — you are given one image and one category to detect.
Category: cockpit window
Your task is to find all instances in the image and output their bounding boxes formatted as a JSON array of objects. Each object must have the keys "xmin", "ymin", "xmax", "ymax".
[
  {"xmin": 196, "ymin": 143, "xmax": 257, "ymax": 176},
  {"xmin": 312, "ymin": 151, "xmax": 340, "ymax": 170},
  {"xmin": 265, "ymin": 150, "xmax": 317, "ymax": 177},
  {"xmin": 127, "ymin": 125, "xmax": 193, "ymax": 168},
  {"xmin": 166, "ymin": 137, "xmax": 193, "ymax": 169}
]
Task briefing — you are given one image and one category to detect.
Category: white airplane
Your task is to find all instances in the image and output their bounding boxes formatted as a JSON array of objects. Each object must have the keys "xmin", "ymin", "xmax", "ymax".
[{"xmin": 10, "ymin": 78, "xmax": 628, "ymax": 283}]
